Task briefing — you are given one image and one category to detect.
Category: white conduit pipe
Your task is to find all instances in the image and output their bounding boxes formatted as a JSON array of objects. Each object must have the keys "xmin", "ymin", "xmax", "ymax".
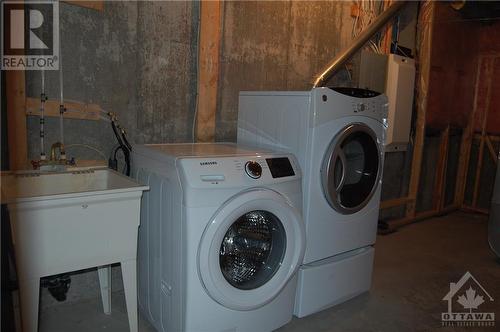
[
  {"xmin": 40, "ymin": 70, "xmax": 46, "ymax": 160},
  {"xmin": 58, "ymin": 3, "xmax": 66, "ymax": 159}
]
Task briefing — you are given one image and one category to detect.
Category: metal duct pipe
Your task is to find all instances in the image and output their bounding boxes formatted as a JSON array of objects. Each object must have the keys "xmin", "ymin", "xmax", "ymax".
[{"xmin": 312, "ymin": 1, "xmax": 408, "ymax": 88}]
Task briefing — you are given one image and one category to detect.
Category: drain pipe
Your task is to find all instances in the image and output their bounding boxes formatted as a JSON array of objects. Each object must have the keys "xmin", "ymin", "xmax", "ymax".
[
  {"xmin": 312, "ymin": 1, "xmax": 408, "ymax": 88},
  {"xmin": 40, "ymin": 70, "xmax": 47, "ymax": 161}
]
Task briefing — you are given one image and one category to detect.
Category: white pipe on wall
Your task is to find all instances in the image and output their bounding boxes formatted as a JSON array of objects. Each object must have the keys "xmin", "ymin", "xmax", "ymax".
[
  {"xmin": 40, "ymin": 70, "xmax": 46, "ymax": 160},
  {"xmin": 58, "ymin": 3, "xmax": 66, "ymax": 159}
]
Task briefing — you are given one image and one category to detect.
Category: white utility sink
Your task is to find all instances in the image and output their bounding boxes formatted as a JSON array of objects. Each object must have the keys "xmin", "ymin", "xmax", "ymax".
[
  {"xmin": 1, "ymin": 168, "xmax": 148, "ymax": 332},
  {"xmin": 1, "ymin": 167, "xmax": 146, "ymax": 202}
]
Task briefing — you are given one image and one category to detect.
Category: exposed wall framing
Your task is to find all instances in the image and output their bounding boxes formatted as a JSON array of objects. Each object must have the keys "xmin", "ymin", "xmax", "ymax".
[
  {"xmin": 379, "ymin": 2, "xmax": 500, "ymax": 230},
  {"xmin": 463, "ymin": 131, "xmax": 500, "ymax": 213},
  {"xmin": 378, "ymin": 1, "xmax": 435, "ymax": 228}
]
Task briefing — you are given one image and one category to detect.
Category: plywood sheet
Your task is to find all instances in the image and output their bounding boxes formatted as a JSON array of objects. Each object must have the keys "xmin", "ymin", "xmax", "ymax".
[
  {"xmin": 474, "ymin": 56, "xmax": 500, "ymax": 135},
  {"xmin": 425, "ymin": 2, "xmax": 478, "ymax": 130}
]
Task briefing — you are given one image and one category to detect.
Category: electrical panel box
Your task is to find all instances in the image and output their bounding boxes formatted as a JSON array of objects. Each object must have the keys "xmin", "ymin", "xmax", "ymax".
[
  {"xmin": 385, "ymin": 54, "xmax": 415, "ymax": 152},
  {"xmin": 359, "ymin": 52, "xmax": 415, "ymax": 152},
  {"xmin": 359, "ymin": 50, "xmax": 387, "ymax": 94}
]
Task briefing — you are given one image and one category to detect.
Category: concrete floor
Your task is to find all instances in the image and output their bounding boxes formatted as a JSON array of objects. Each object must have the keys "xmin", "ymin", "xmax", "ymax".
[{"xmin": 33, "ymin": 212, "xmax": 499, "ymax": 331}]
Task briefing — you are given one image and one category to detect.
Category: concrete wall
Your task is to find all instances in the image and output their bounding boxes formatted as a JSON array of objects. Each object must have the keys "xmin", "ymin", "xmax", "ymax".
[
  {"xmin": 24, "ymin": 1, "xmax": 199, "ymax": 309},
  {"xmin": 26, "ymin": 1, "xmax": 199, "ymax": 163},
  {"xmin": 216, "ymin": 1, "xmax": 353, "ymax": 140}
]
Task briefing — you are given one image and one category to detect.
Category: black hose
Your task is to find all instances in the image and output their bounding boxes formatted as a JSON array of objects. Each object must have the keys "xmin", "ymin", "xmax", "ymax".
[
  {"xmin": 111, "ymin": 121, "xmax": 124, "ymax": 146},
  {"xmin": 110, "ymin": 121, "xmax": 131, "ymax": 176},
  {"xmin": 123, "ymin": 147, "xmax": 131, "ymax": 176},
  {"xmin": 121, "ymin": 129, "xmax": 132, "ymax": 151}
]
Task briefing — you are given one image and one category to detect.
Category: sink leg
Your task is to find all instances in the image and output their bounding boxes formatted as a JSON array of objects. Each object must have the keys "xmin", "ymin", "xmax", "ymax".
[
  {"xmin": 18, "ymin": 278, "xmax": 40, "ymax": 332},
  {"xmin": 121, "ymin": 260, "xmax": 138, "ymax": 332},
  {"xmin": 97, "ymin": 265, "xmax": 112, "ymax": 315}
]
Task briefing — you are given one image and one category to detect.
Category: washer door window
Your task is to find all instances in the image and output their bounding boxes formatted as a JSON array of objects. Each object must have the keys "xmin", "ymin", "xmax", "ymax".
[
  {"xmin": 198, "ymin": 189, "xmax": 305, "ymax": 311},
  {"xmin": 321, "ymin": 123, "xmax": 381, "ymax": 214},
  {"xmin": 219, "ymin": 210, "xmax": 286, "ymax": 290}
]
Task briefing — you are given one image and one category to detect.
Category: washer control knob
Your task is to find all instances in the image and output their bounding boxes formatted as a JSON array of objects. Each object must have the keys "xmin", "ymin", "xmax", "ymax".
[{"xmin": 245, "ymin": 161, "xmax": 262, "ymax": 179}]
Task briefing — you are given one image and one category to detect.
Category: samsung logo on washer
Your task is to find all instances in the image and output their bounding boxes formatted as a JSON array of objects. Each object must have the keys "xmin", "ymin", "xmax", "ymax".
[{"xmin": 200, "ymin": 161, "xmax": 218, "ymax": 166}]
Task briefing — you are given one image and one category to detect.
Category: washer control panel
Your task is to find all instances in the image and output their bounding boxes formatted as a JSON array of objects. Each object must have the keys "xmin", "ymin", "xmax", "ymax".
[{"xmin": 179, "ymin": 154, "xmax": 299, "ymax": 187}]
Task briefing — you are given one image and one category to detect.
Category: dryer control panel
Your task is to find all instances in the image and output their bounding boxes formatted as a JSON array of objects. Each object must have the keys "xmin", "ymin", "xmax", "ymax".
[{"xmin": 178, "ymin": 154, "xmax": 300, "ymax": 188}]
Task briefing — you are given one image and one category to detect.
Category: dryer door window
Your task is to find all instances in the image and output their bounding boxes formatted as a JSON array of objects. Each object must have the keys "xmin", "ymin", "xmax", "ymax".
[
  {"xmin": 322, "ymin": 123, "xmax": 381, "ymax": 214},
  {"xmin": 198, "ymin": 188, "xmax": 305, "ymax": 311},
  {"xmin": 219, "ymin": 210, "xmax": 286, "ymax": 290}
]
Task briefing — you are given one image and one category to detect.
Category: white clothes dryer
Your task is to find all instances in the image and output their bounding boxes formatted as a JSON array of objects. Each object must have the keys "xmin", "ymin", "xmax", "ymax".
[
  {"xmin": 238, "ymin": 87, "xmax": 388, "ymax": 317},
  {"xmin": 131, "ymin": 143, "xmax": 305, "ymax": 332}
]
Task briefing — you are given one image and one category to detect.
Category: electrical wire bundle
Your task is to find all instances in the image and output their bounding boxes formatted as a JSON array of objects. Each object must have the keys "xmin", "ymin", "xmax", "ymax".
[{"xmin": 351, "ymin": 0, "xmax": 385, "ymax": 54}]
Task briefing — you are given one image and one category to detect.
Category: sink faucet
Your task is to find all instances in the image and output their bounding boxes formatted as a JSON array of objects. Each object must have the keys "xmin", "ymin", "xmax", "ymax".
[
  {"xmin": 50, "ymin": 142, "xmax": 67, "ymax": 162},
  {"xmin": 32, "ymin": 142, "xmax": 68, "ymax": 171}
]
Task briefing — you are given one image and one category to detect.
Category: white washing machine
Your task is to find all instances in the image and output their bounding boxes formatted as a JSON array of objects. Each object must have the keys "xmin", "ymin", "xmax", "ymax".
[
  {"xmin": 131, "ymin": 143, "xmax": 306, "ymax": 332},
  {"xmin": 238, "ymin": 87, "xmax": 388, "ymax": 317}
]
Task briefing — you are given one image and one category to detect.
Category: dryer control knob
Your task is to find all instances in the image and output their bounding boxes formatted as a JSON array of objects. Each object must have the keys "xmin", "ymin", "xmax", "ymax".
[
  {"xmin": 356, "ymin": 103, "xmax": 366, "ymax": 112},
  {"xmin": 245, "ymin": 161, "xmax": 262, "ymax": 179}
]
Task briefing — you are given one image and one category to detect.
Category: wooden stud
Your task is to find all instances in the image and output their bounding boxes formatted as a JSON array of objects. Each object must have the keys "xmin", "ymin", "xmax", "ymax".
[
  {"xmin": 387, "ymin": 204, "xmax": 458, "ymax": 230},
  {"xmin": 474, "ymin": 133, "xmax": 500, "ymax": 142},
  {"xmin": 485, "ymin": 136, "xmax": 498, "ymax": 165},
  {"xmin": 406, "ymin": 1, "xmax": 435, "ymax": 218},
  {"xmin": 488, "ymin": 134, "xmax": 500, "ymax": 142},
  {"xmin": 195, "ymin": 0, "xmax": 221, "ymax": 142},
  {"xmin": 25, "ymin": 97, "xmax": 102, "ymax": 121},
  {"xmin": 63, "ymin": 1, "xmax": 104, "ymax": 11},
  {"xmin": 455, "ymin": 59, "xmax": 484, "ymax": 206},
  {"xmin": 461, "ymin": 205, "xmax": 489, "ymax": 215},
  {"xmin": 472, "ymin": 133, "xmax": 500, "ymax": 143},
  {"xmin": 379, "ymin": 197, "xmax": 412, "ymax": 210},
  {"xmin": 433, "ymin": 126, "xmax": 450, "ymax": 211},
  {"xmin": 471, "ymin": 137, "xmax": 485, "ymax": 208},
  {"xmin": 4, "ymin": 1, "xmax": 28, "ymax": 170},
  {"xmin": 472, "ymin": 57, "xmax": 494, "ymax": 207},
  {"xmin": 6, "ymin": 70, "xmax": 28, "ymax": 170}
]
